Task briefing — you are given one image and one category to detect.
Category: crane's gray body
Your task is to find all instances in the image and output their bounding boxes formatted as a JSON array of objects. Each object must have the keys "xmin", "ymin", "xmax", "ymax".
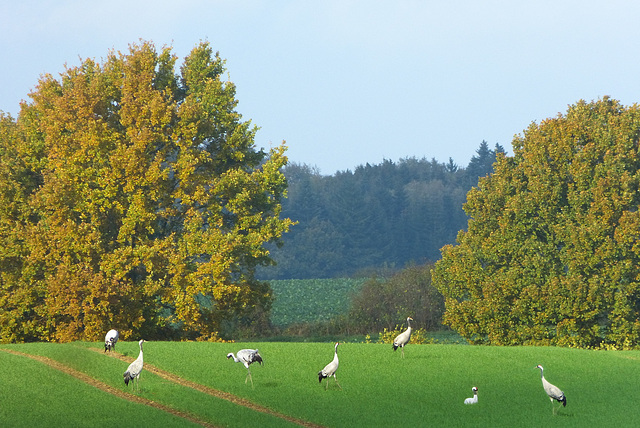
[
  {"xmin": 123, "ymin": 340, "xmax": 145, "ymax": 391},
  {"xmin": 227, "ymin": 349, "xmax": 263, "ymax": 368}
]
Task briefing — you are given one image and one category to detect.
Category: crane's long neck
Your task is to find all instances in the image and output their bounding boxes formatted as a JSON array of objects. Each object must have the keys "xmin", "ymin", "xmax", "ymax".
[{"xmin": 230, "ymin": 353, "xmax": 240, "ymax": 363}]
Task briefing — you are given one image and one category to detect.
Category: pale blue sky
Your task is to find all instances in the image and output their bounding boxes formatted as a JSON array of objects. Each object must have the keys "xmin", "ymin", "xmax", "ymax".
[{"xmin": 2, "ymin": 1, "xmax": 639, "ymax": 174}]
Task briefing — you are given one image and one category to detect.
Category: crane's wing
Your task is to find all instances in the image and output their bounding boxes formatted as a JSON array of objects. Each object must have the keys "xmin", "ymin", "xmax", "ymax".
[
  {"xmin": 543, "ymin": 379, "xmax": 565, "ymax": 402},
  {"xmin": 393, "ymin": 330, "xmax": 410, "ymax": 346},
  {"xmin": 125, "ymin": 359, "xmax": 143, "ymax": 380},
  {"xmin": 320, "ymin": 360, "xmax": 336, "ymax": 377},
  {"xmin": 237, "ymin": 349, "xmax": 263, "ymax": 365}
]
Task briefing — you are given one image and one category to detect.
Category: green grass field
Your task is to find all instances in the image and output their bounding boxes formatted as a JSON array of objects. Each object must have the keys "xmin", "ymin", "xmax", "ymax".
[
  {"xmin": 1, "ymin": 341, "xmax": 639, "ymax": 427},
  {"xmin": 269, "ymin": 278, "xmax": 366, "ymax": 327}
]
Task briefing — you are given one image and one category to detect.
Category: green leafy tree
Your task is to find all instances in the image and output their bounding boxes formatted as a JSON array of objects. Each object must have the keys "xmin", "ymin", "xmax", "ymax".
[
  {"xmin": 0, "ymin": 41, "xmax": 293, "ymax": 342},
  {"xmin": 433, "ymin": 98, "xmax": 640, "ymax": 348}
]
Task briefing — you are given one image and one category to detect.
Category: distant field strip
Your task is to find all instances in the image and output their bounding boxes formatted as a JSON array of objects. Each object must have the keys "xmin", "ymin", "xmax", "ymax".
[
  {"xmin": 270, "ymin": 278, "xmax": 366, "ymax": 326},
  {"xmin": 0, "ymin": 348, "xmax": 217, "ymax": 428},
  {"xmin": 92, "ymin": 347, "xmax": 324, "ymax": 428}
]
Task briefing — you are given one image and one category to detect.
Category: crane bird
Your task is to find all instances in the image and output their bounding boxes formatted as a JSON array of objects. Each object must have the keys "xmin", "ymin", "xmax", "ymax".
[
  {"xmin": 123, "ymin": 339, "xmax": 145, "ymax": 392},
  {"xmin": 393, "ymin": 317, "xmax": 413, "ymax": 358},
  {"xmin": 226, "ymin": 349, "xmax": 263, "ymax": 388},
  {"xmin": 104, "ymin": 329, "xmax": 119, "ymax": 352},
  {"xmin": 464, "ymin": 386, "xmax": 478, "ymax": 404},
  {"xmin": 535, "ymin": 365, "xmax": 566, "ymax": 414},
  {"xmin": 318, "ymin": 342, "xmax": 341, "ymax": 390}
]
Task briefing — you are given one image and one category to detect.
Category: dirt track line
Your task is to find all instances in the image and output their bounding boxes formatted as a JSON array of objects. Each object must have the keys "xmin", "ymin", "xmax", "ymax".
[
  {"xmin": 94, "ymin": 347, "xmax": 324, "ymax": 428},
  {"xmin": 1, "ymin": 348, "xmax": 218, "ymax": 428}
]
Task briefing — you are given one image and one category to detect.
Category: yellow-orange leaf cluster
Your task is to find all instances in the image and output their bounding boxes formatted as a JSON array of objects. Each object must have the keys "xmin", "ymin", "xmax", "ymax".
[{"xmin": 0, "ymin": 41, "xmax": 293, "ymax": 343}]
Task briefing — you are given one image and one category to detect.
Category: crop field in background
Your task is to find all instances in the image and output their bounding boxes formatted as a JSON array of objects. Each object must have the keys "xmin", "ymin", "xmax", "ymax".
[
  {"xmin": 269, "ymin": 279, "xmax": 367, "ymax": 327},
  {"xmin": 2, "ymin": 341, "xmax": 640, "ymax": 427}
]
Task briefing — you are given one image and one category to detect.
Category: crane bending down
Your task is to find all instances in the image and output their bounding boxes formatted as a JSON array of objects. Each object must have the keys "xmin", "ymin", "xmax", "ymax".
[
  {"xmin": 464, "ymin": 387, "xmax": 478, "ymax": 404},
  {"xmin": 318, "ymin": 342, "xmax": 341, "ymax": 390},
  {"xmin": 393, "ymin": 317, "xmax": 413, "ymax": 358},
  {"xmin": 536, "ymin": 365, "xmax": 566, "ymax": 414},
  {"xmin": 227, "ymin": 349, "xmax": 263, "ymax": 387},
  {"xmin": 104, "ymin": 329, "xmax": 119, "ymax": 352},
  {"xmin": 123, "ymin": 340, "xmax": 145, "ymax": 392}
]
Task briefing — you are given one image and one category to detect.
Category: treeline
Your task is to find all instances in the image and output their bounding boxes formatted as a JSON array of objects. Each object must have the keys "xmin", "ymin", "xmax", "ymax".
[{"xmin": 259, "ymin": 141, "xmax": 504, "ymax": 279}]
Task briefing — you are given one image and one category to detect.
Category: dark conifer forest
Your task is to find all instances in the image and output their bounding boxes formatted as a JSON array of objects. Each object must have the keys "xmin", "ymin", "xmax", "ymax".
[{"xmin": 259, "ymin": 141, "xmax": 504, "ymax": 279}]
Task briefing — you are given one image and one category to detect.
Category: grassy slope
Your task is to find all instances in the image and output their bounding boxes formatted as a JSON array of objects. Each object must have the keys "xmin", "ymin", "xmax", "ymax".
[
  {"xmin": 2, "ymin": 341, "xmax": 640, "ymax": 427},
  {"xmin": 0, "ymin": 351, "xmax": 197, "ymax": 428},
  {"xmin": 0, "ymin": 342, "xmax": 298, "ymax": 428},
  {"xmin": 146, "ymin": 342, "xmax": 640, "ymax": 427}
]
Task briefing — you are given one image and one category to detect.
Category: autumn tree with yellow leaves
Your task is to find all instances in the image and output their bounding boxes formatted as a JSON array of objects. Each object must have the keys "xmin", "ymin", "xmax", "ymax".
[{"xmin": 0, "ymin": 41, "xmax": 293, "ymax": 342}]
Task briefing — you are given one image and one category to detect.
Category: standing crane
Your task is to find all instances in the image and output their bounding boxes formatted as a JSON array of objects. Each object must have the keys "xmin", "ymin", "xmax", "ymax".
[
  {"xmin": 123, "ymin": 340, "xmax": 145, "ymax": 392},
  {"xmin": 226, "ymin": 349, "xmax": 263, "ymax": 388},
  {"xmin": 104, "ymin": 329, "xmax": 119, "ymax": 352},
  {"xmin": 318, "ymin": 342, "xmax": 341, "ymax": 390},
  {"xmin": 464, "ymin": 386, "xmax": 478, "ymax": 404},
  {"xmin": 535, "ymin": 365, "xmax": 566, "ymax": 414},
  {"xmin": 393, "ymin": 317, "xmax": 413, "ymax": 358}
]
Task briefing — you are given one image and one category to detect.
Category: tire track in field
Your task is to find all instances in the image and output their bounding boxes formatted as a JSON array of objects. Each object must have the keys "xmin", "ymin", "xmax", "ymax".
[
  {"xmin": 0, "ymin": 348, "xmax": 218, "ymax": 428},
  {"xmin": 92, "ymin": 347, "xmax": 324, "ymax": 428}
]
